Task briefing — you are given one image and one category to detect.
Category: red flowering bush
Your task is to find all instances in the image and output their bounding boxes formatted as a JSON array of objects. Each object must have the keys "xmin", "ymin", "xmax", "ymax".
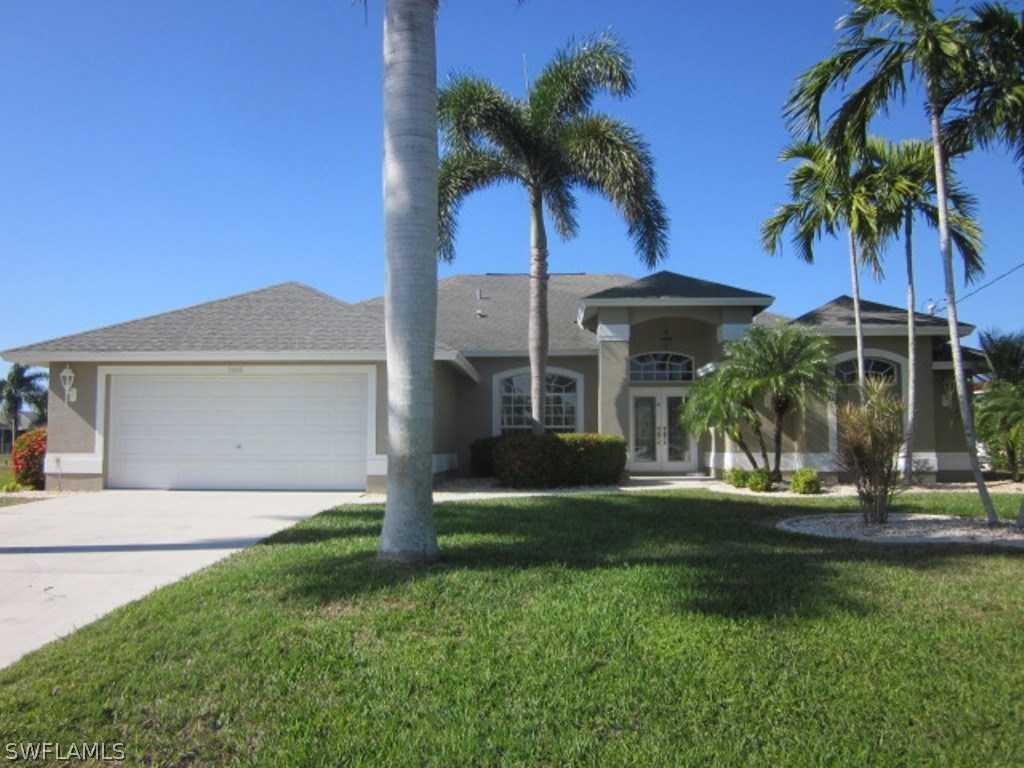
[{"xmin": 12, "ymin": 428, "xmax": 46, "ymax": 490}]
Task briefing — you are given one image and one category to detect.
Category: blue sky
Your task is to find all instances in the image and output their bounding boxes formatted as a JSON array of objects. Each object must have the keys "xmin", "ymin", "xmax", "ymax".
[{"xmin": 2, "ymin": 0, "xmax": 1021, "ymax": 377}]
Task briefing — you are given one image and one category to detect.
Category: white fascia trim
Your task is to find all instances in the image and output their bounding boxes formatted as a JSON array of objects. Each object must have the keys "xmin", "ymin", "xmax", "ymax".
[
  {"xmin": 44, "ymin": 453, "xmax": 103, "ymax": 475},
  {"xmin": 12, "ymin": 350, "xmax": 390, "ymax": 363},
  {"xmin": 810, "ymin": 325, "xmax": 970, "ymax": 338},
  {"xmin": 438, "ymin": 350, "xmax": 481, "ymax": 383},
  {"xmin": 584, "ymin": 297, "xmax": 774, "ymax": 309},
  {"xmin": 91, "ymin": 364, "xmax": 379, "ymax": 486},
  {"xmin": 461, "ymin": 349, "xmax": 597, "ymax": 358}
]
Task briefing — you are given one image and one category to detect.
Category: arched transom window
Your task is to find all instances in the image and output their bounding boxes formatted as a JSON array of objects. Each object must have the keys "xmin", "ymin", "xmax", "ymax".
[
  {"xmin": 496, "ymin": 371, "xmax": 580, "ymax": 434},
  {"xmin": 835, "ymin": 357, "xmax": 901, "ymax": 391},
  {"xmin": 629, "ymin": 352, "xmax": 694, "ymax": 383}
]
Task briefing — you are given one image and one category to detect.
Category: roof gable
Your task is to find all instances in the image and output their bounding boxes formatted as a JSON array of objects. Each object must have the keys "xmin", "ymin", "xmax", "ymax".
[
  {"xmin": 583, "ymin": 270, "xmax": 774, "ymax": 303},
  {"xmin": 793, "ymin": 295, "xmax": 972, "ymax": 336}
]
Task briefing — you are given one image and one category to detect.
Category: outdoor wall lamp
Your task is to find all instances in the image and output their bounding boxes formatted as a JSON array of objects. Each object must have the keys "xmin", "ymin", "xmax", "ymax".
[{"xmin": 60, "ymin": 364, "xmax": 77, "ymax": 404}]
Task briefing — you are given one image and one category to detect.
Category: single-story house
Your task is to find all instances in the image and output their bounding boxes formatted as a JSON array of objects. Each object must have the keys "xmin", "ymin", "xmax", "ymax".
[{"xmin": 1, "ymin": 271, "xmax": 977, "ymax": 491}]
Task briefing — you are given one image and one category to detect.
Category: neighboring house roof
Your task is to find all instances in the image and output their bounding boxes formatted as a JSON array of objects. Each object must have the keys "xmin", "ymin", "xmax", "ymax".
[
  {"xmin": 358, "ymin": 273, "xmax": 632, "ymax": 354},
  {"xmin": 0, "ymin": 413, "xmax": 37, "ymax": 431},
  {"xmin": 793, "ymin": 295, "xmax": 973, "ymax": 337},
  {"xmin": 752, "ymin": 310, "xmax": 791, "ymax": 328},
  {"xmin": 932, "ymin": 342, "xmax": 989, "ymax": 371}
]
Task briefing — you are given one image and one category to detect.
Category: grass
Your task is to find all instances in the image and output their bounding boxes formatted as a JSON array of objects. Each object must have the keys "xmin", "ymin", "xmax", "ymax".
[{"xmin": 1, "ymin": 491, "xmax": 1022, "ymax": 766}]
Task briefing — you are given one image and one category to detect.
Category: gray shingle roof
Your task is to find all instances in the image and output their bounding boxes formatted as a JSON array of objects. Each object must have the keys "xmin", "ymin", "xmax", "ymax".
[
  {"xmin": 2, "ymin": 282, "xmax": 390, "ymax": 360},
  {"xmin": 793, "ymin": 295, "xmax": 960, "ymax": 330},
  {"xmin": 359, "ymin": 273, "xmax": 633, "ymax": 353},
  {"xmin": 583, "ymin": 270, "xmax": 773, "ymax": 303}
]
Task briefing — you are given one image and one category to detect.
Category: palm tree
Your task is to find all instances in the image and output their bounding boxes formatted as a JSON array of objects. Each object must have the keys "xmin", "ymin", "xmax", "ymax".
[
  {"xmin": 865, "ymin": 137, "xmax": 983, "ymax": 483},
  {"xmin": 1, "ymin": 365, "xmax": 47, "ymax": 452},
  {"xmin": 977, "ymin": 329, "xmax": 1024, "ymax": 481},
  {"xmin": 944, "ymin": 3, "xmax": 1024, "ymax": 176},
  {"xmin": 438, "ymin": 34, "xmax": 668, "ymax": 431},
  {"xmin": 783, "ymin": 0, "xmax": 1003, "ymax": 522},
  {"xmin": 377, "ymin": 0, "xmax": 441, "ymax": 563},
  {"xmin": 681, "ymin": 368, "xmax": 769, "ymax": 471},
  {"xmin": 720, "ymin": 324, "xmax": 837, "ymax": 482},
  {"xmin": 761, "ymin": 139, "xmax": 883, "ymax": 392}
]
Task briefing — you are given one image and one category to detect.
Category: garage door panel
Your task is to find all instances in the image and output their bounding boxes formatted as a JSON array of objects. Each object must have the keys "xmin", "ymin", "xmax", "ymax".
[{"xmin": 107, "ymin": 371, "xmax": 368, "ymax": 490}]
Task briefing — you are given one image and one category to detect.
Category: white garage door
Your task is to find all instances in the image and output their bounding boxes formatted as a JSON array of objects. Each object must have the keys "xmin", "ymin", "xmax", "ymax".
[{"xmin": 107, "ymin": 370, "xmax": 369, "ymax": 490}]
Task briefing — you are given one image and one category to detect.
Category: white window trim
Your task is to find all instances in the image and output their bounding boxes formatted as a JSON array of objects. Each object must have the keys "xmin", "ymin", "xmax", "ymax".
[
  {"xmin": 491, "ymin": 366, "xmax": 584, "ymax": 436},
  {"xmin": 628, "ymin": 350, "xmax": 696, "ymax": 383},
  {"xmin": 828, "ymin": 348, "xmax": 909, "ymax": 458},
  {"xmin": 833, "ymin": 348, "xmax": 909, "ymax": 397}
]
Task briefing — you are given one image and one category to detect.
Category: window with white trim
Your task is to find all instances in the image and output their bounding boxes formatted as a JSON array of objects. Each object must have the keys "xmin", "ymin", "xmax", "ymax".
[
  {"xmin": 836, "ymin": 357, "xmax": 901, "ymax": 392},
  {"xmin": 629, "ymin": 352, "xmax": 694, "ymax": 382},
  {"xmin": 497, "ymin": 371, "xmax": 579, "ymax": 434}
]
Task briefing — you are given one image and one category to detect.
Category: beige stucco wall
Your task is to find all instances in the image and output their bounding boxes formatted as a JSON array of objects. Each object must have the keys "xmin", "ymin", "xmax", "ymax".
[
  {"xmin": 452, "ymin": 355, "xmax": 599, "ymax": 472},
  {"xmin": 46, "ymin": 362, "xmax": 99, "ymax": 454}
]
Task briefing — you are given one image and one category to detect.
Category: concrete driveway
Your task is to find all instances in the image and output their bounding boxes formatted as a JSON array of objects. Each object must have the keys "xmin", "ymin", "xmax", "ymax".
[{"xmin": 0, "ymin": 490, "xmax": 362, "ymax": 669}]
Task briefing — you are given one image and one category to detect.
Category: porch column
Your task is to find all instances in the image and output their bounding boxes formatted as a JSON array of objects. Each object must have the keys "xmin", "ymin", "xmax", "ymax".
[{"xmin": 597, "ymin": 311, "xmax": 630, "ymax": 437}]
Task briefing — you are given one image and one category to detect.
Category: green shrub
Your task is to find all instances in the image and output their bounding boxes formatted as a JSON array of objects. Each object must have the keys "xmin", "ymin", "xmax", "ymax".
[
  {"xmin": 493, "ymin": 433, "xmax": 626, "ymax": 488},
  {"xmin": 790, "ymin": 468, "xmax": 821, "ymax": 495},
  {"xmin": 1, "ymin": 481, "xmax": 27, "ymax": 493},
  {"xmin": 12, "ymin": 428, "xmax": 46, "ymax": 490},
  {"xmin": 724, "ymin": 468, "xmax": 750, "ymax": 488},
  {"xmin": 746, "ymin": 467, "xmax": 773, "ymax": 492},
  {"xmin": 469, "ymin": 436, "xmax": 501, "ymax": 478},
  {"xmin": 557, "ymin": 433, "xmax": 627, "ymax": 486}
]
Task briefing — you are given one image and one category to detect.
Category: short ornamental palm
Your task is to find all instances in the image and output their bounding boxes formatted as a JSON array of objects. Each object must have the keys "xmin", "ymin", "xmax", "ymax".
[
  {"xmin": 438, "ymin": 34, "xmax": 668, "ymax": 431},
  {"xmin": 720, "ymin": 324, "xmax": 837, "ymax": 482}
]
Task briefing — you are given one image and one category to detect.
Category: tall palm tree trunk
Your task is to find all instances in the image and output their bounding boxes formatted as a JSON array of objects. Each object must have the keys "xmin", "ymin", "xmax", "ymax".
[
  {"xmin": 528, "ymin": 187, "xmax": 549, "ymax": 434},
  {"xmin": 902, "ymin": 208, "xmax": 917, "ymax": 485},
  {"xmin": 378, "ymin": 0, "xmax": 440, "ymax": 562},
  {"xmin": 847, "ymin": 229, "xmax": 867, "ymax": 394},
  {"xmin": 927, "ymin": 91, "xmax": 997, "ymax": 524}
]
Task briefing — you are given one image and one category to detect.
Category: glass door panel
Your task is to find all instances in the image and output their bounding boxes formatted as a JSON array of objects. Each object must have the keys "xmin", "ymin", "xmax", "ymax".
[
  {"xmin": 632, "ymin": 396, "xmax": 657, "ymax": 463},
  {"xmin": 666, "ymin": 395, "xmax": 687, "ymax": 463}
]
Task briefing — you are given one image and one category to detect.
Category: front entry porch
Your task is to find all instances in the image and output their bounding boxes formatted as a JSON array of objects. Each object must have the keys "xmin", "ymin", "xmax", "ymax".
[{"xmin": 628, "ymin": 388, "xmax": 698, "ymax": 473}]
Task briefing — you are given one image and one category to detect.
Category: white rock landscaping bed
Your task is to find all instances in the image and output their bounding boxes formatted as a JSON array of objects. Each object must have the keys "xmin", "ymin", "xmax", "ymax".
[{"xmin": 778, "ymin": 513, "xmax": 1024, "ymax": 549}]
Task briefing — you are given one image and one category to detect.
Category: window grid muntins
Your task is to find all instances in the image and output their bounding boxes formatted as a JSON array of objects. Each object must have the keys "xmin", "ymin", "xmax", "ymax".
[
  {"xmin": 836, "ymin": 358, "xmax": 899, "ymax": 387},
  {"xmin": 499, "ymin": 373, "xmax": 578, "ymax": 433},
  {"xmin": 629, "ymin": 353, "xmax": 694, "ymax": 382}
]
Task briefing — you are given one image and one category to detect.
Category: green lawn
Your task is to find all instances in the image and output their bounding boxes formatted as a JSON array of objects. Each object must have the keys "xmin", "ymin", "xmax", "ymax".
[{"xmin": 1, "ymin": 491, "xmax": 1022, "ymax": 766}]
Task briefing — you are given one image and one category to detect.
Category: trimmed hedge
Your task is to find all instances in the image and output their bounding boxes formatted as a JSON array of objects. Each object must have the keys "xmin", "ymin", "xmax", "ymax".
[
  {"xmin": 724, "ymin": 468, "xmax": 750, "ymax": 488},
  {"xmin": 12, "ymin": 428, "xmax": 46, "ymax": 490},
  {"xmin": 470, "ymin": 436, "xmax": 501, "ymax": 478},
  {"xmin": 493, "ymin": 433, "xmax": 626, "ymax": 488},
  {"xmin": 746, "ymin": 467, "xmax": 773, "ymax": 492},
  {"xmin": 790, "ymin": 468, "xmax": 821, "ymax": 495}
]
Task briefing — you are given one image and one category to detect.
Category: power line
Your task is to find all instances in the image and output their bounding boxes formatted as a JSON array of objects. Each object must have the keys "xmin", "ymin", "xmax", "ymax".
[{"xmin": 928, "ymin": 259, "xmax": 1024, "ymax": 314}]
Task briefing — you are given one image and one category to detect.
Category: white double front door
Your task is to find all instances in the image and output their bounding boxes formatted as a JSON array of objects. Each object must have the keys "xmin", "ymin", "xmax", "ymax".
[{"xmin": 629, "ymin": 388, "xmax": 698, "ymax": 473}]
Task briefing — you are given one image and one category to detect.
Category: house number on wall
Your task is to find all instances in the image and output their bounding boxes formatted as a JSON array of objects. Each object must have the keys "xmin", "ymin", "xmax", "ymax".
[{"xmin": 227, "ymin": 366, "xmax": 244, "ymax": 374}]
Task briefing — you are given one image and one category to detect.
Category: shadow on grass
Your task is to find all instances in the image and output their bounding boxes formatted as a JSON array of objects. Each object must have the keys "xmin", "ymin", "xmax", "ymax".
[{"xmin": 266, "ymin": 491, "xmax": 1017, "ymax": 622}]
